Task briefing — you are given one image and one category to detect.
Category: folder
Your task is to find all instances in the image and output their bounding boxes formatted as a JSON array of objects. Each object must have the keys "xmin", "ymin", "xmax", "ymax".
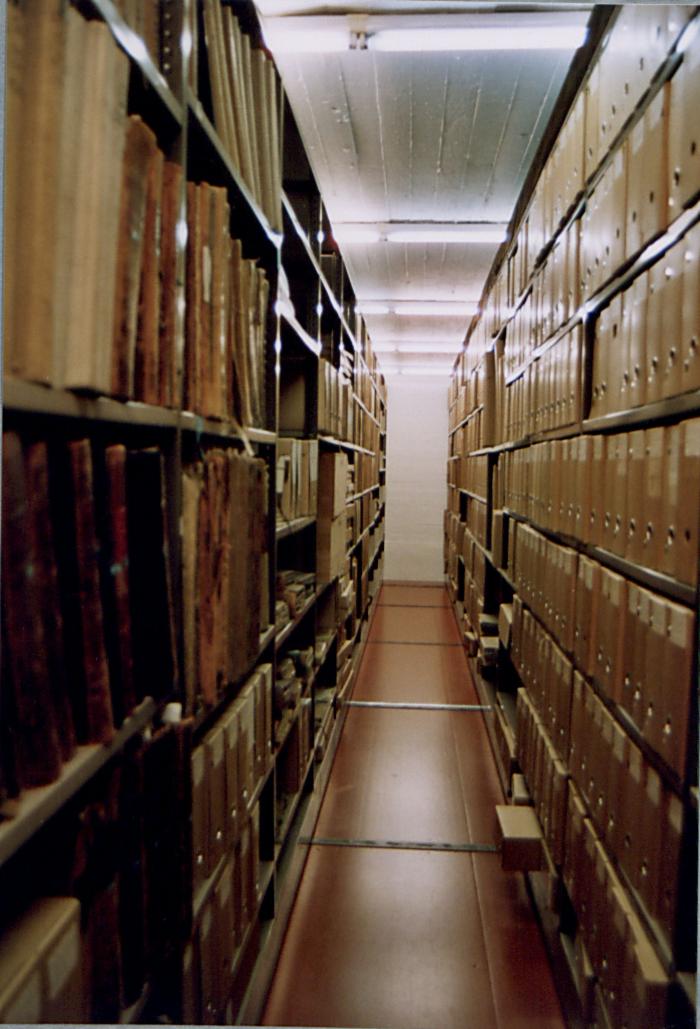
[
  {"xmin": 191, "ymin": 745, "xmax": 209, "ymax": 889},
  {"xmin": 626, "ymin": 87, "xmax": 668, "ymax": 261},
  {"xmin": 606, "ymin": 720, "xmax": 629, "ymax": 860},
  {"xmin": 675, "ymin": 418, "xmax": 700, "ymax": 586},
  {"xmin": 205, "ymin": 725, "xmax": 227, "ymax": 872},
  {"xmin": 595, "ymin": 567, "xmax": 627, "ymax": 702},
  {"xmin": 658, "ymin": 244, "xmax": 685, "ymax": 402},
  {"xmin": 236, "ymin": 684, "xmax": 256, "ymax": 805},
  {"xmin": 589, "ymin": 434, "xmax": 606, "ymax": 547},
  {"xmin": 637, "ymin": 764, "xmax": 663, "ymax": 917},
  {"xmin": 0, "ymin": 897, "xmax": 84, "ymax": 1024},
  {"xmin": 574, "ymin": 556, "xmax": 599, "ymax": 677},
  {"xmin": 680, "ymin": 223, "xmax": 700, "ymax": 395},
  {"xmin": 657, "ymin": 600, "xmax": 693, "ymax": 778},
  {"xmin": 197, "ymin": 900, "xmax": 217, "ymax": 1025},
  {"xmin": 641, "ymin": 426, "xmax": 665, "ymax": 571},
  {"xmin": 642, "ymin": 593, "xmax": 667, "ymax": 748},
  {"xmin": 591, "ymin": 304, "xmax": 612, "ymax": 419},
  {"xmin": 657, "ymin": 790, "xmax": 684, "ymax": 945},
  {"xmin": 214, "ymin": 857, "xmax": 236, "ymax": 1000},
  {"xmin": 668, "ymin": 29, "xmax": 700, "ymax": 213},
  {"xmin": 220, "ymin": 702, "xmax": 240, "ymax": 848},
  {"xmin": 618, "ymin": 740, "xmax": 645, "ymax": 888},
  {"xmin": 626, "ymin": 270, "xmax": 649, "ymax": 410},
  {"xmin": 625, "ymin": 430, "xmax": 646, "ymax": 565},
  {"xmin": 574, "ymin": 436, "xmax": 593, "ymax": 542}
]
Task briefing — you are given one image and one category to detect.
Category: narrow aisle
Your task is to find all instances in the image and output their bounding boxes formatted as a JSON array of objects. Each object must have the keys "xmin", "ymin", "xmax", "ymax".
[{"xmin": 261, "ymin": 585, "xmax": 564, "ymax": 1029}]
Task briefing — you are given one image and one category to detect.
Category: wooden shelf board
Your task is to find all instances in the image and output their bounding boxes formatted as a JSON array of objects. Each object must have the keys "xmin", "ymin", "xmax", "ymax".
[
  {"xmin": 0, "ymin": 698, "xmax": 157, "ymax": 869},
  {"xmin": 318, "ymin": 435, "xmax": 374, "ymax": 456},
  {"xmin": 88, "ymin": 0, "xmax": 184, "ymax": 127},
  {"xmin": 275, "ymin": 515, "xmax": 316, "ymax": 540},
  {"xmin": 187, "ymin": 91, "xmax": 281, "ymax": 252},
  {"xmin": 3, "ymin": 379, "xmax": 180, "ymax": 428},
  {"xmin": 353, "ymin": 392, "xmax": 380, "ymax": 427},
  {"xmin": 275, "ymin": 590, "xmax": 318, "ymax": 652},
  {"xmin": 503, "ymin": 508, "xmax": 696, "ymax": 607}
]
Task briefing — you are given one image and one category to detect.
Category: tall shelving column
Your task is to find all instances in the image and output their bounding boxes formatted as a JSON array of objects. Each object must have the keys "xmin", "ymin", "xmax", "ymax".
[{"xmin": 445, "ymin": 8, "xmax": 699, "ymax": 1029}]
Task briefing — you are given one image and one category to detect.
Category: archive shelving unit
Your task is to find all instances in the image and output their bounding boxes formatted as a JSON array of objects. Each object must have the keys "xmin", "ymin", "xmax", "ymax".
[
  {"xmin": 445, "ymin": 7, "xmax": 699, "ymax": 1029},
  {"xmin": 0, "ymin": 0, "xmax": 386, "ymax": 1024}
]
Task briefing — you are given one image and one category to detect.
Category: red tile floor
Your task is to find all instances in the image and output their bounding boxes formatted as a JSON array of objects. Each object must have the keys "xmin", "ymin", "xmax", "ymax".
[{"xmin": 260, "ymin": 584, "xmax": 565, "ymax": 1029}]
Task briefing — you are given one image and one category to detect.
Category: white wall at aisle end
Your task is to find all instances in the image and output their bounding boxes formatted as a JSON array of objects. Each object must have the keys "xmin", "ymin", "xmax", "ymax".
[{"xmin": 384, "ymin": 376, "xmax": 449, "ymax": 583}]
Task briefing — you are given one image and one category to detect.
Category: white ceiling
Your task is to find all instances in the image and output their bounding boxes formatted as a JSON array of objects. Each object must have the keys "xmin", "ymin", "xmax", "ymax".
[{"xmin": 257, "ymin": 2, "xmax": 593, "ymax": 374}]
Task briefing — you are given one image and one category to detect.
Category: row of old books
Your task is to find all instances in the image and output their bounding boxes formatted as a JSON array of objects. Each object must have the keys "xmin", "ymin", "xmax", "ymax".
[
  {"xmin": 201, "ymin": 0, "xmax": 283, "ymax": 232},
  {"xmin": 185, "ymin": 181, "xmax": 270, "ymax": 428},
  {"xmin": 113, "ymin": 0, "xmax": 167, "ymax": 74},
  {"xmin": 181, "ymin": 449, "xmax": 270, "ymax": 717},
  {"xmin": 6, "ymin": 2, "xmax": 271, "ymax": 430},
  {"xmin": 0, "ymin": 723, "xmax": 192, "ymax": 1023},
  {"xmin": 1, "ymin": 432, "xmax": 176, "ymax": 798}
]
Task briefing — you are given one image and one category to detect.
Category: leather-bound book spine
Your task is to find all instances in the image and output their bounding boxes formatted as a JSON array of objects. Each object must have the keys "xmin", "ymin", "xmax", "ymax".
[
  {"xmin": 1, "ymin": 432, "xmax": 63, "ymax": 786},
  {"xmin": 68, "ymin": 439, "xmax": 115, "ymax": 744},
  {"xmin": 24, "ymin": 440, "xmax": 77, "ymax": 760},
  {"xmin": 126, "ymin": 447, "xmax": 177, "ymax": 703}
]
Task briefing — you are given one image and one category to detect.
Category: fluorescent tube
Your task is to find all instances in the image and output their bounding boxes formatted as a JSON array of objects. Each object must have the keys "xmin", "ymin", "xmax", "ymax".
[
  {"xmin": 356, "ymin": 302, "xmax": 391, "ymax": 315},
  {"xmin": 369, "ymin": 25, "xmax": 588, "ymax": 52},
  {"xmin": 394, "ymin": 302, "xmax": 478, "ymax": 316},
  {"xmin": 333, "ymin": 225, "xmax": 381, "ymax": 244},
  {"xmin": 387, "ymin": 226, "xmax": 508, "ymax": 244}
]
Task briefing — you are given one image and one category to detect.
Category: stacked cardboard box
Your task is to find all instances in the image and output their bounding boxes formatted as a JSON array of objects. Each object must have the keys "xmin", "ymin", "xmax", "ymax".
[{"xmin": 317, "ymin": 451, "xmax": 349, "ymax": 582}]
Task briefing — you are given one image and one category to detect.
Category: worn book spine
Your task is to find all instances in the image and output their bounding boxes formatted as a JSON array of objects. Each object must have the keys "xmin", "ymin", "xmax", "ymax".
[
  {"xmin": 112, "ymin": 116, "xmax": 158, "ymax": 399},
  {"xmin": 134, "ymin": 145, "xmax": 164, "ymax": 405},
  {"xmin": 198, "ymin": 183, "xmax": 213, "ymax": 417},
  {"xmin": 185, "ymin": 181, "xmax": 203, "ymax": 412},
  {"xmin": 52, "ymin": 4, "xmax": 88, "ymax": 388},
  {"xmin": 226, "ymin": 12, "xmax": 256, "ymax": 197},
  {"xmin": 117, "ymin": 741, "xmax": 148, "ymax": 1007},
  {"xmin": 98, "ymin": 445, "xmax": 137, "ymax": 725},
  {"xmin": 24, "ymin": 441, "xmax": 77, "ymax": 761},
  {"xmin": 233, "ymin": 249, "xmax": 254, "ymax": 428},
  {"xmin": 227, "ymin": 452, "xmax": 250, "ymax": 682},
  {"xmin": 127, "ymin": 447, "xmax": 177, "ymax": 703},
  {"xmin": 159, "ymin": 161, "xmax": 182, "ymax": 408},
  {"xmin": 5, "ymin": 0, "xmax": 64, "ymax": 385},
  {"xmin": 247, "ymin": 459, "xmax": 266, "ymax": 663},
  {"xmin": 69, "ymin": 439, "xmax": 115, "ymax": 744},
  {"xmin": 251, "ymin": 48, "xmax": 273, "ymax": 227},
  {"xmin": 1, "ymin": 433, "xmax": 64, "ymax": 786},
  {"xmin": 64, "ymin": 21, "xmax": 127, "ymax": 394},
  {"xmin": 210, "ymin": 187, "xmax": 229, "ymax": 420},
  {"xmin": 197, "ymin": 456, "xmax": 216, "ymax": 706},
  {"xmin": 182, "ymin": 463, "xmax": 204, "ymax": 714},
  {"xmin": 246, "ymin": 261, "xmax": 262, "ymax": 428}
]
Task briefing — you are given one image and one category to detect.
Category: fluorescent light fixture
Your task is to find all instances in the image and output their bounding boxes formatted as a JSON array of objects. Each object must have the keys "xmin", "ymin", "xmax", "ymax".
[
  {"xmin": 263, "ymin": 22, "xmax": 588, "ymax": 54},
  {"xmin": 333, "ymin": 225, "xmax": 381, "ymax": 244},
  {"xmin": 394, "ymin": 301, "xmax": 478, "ymax": 316},
  {"xmin": 263, "ymin": 26, "xmax": 348, "ymax": 52},
  {"xmin": 401, "ymin": 367, "xmax": 453, "ymax": 376},
  {"xmin": 387, "ymin": 225, "xmax": 508, "ymax": 244},
  {"xmin": 369, "ymin": 25, "xmax": 588, "ymax": 51},
  {"xmin": 332, "ymin": 222, "xmax": 508, "ymax": 245},
  {"xmin": 356, "ymin": 302, "xmax": 391, "ymax": 315},
  {"xmin": 379, "ymin": 365, "xmax": 453, "ymax": 376},
  {"xmin": 391, "ymin": 342, "xmax": 461, "ymax": 353},
  {"xmin": 677, "ymin": 18, "xmax": 699, "ymax": 54}
]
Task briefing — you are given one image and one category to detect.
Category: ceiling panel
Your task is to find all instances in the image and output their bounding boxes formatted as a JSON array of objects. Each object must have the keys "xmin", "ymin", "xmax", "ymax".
[
  {"xmin": 260, "ymin": 5, "xmax": 591, "ymax": 370},
  {"xmin": 339, "ymin": 239, "xmax": 499, "ymax": 301}
]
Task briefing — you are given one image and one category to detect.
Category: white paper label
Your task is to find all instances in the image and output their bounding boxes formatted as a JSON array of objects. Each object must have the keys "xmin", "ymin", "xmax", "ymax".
[
  {"xmin": 3, "ymin": 971, "xmax": 42, "ymax": 1023},
  {"xmin": 47, "ymin": 922, "xmax": 80, "ymax": 1000}
]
